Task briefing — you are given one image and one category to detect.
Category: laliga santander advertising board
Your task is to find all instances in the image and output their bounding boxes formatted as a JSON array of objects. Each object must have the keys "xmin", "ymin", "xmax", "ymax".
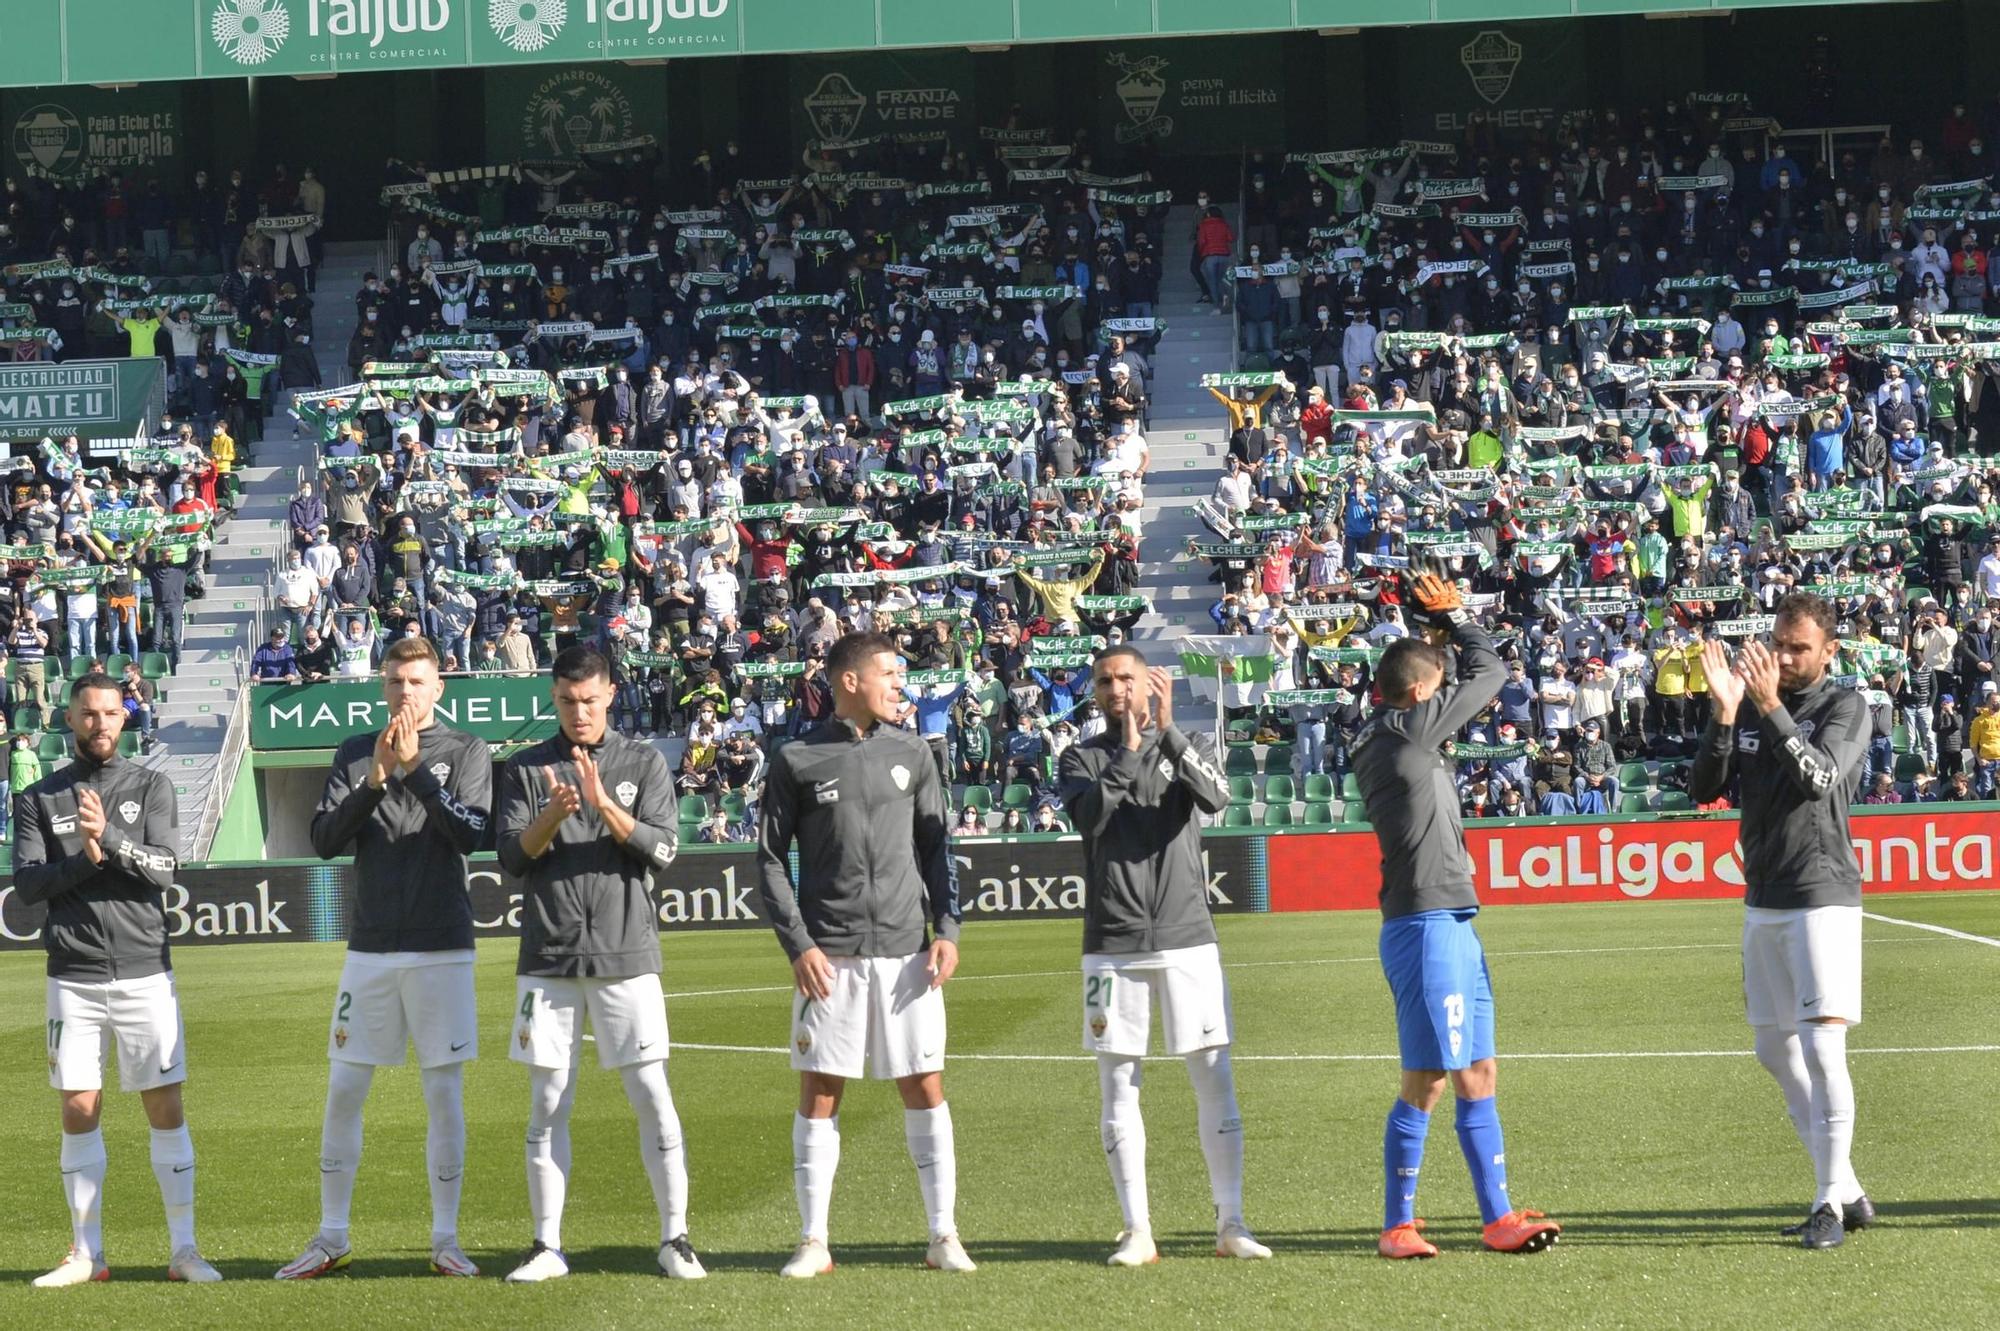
[{"xmin": 1264, "ymin": 810, "xmax": 2000, "ymax": 913}]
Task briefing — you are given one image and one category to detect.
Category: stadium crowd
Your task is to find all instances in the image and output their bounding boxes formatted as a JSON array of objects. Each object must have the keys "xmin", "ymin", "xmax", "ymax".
[
  {"xmin": 251, "ymin": 134, "xmax": 1172, "ymax": 841},
  {"xmin": 17, "ymin": 95, "xmax": 2000, "ymax": 844},
  {"xmin": 1191, "ymin": 98, "xmax": 2000, "ymax": 816}
]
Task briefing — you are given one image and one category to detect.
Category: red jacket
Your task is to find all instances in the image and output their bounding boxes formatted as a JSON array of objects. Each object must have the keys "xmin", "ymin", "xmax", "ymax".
[
  {"xmin": 833, "ymin": 345, "xmax": 876, "ymax": 390},
  {"xmin": 1300, "ymin": 401, "xmax": 1333, "ymax": 443},
  {"xmin": 1196, "ymin": 216, "xmax": 1236, "ymax": 259}
]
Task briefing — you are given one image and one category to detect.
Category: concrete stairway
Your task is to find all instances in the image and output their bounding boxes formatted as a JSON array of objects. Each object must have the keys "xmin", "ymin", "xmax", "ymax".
[
  {"xmin": 143, "ymin": 241, "xmax": 377, "ymax": 855},
  {"xmin": 1129, "ymin": 207, "xmax": 1235, "ymax": 717}
]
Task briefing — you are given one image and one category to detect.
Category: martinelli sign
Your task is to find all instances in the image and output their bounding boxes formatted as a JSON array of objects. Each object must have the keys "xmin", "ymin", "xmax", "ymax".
[{"xmin": 251, "ymin": 675, "xmax": 558, "ymax": 749}]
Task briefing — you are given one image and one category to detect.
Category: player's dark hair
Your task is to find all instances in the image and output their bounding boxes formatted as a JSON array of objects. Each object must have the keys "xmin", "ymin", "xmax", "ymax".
[
  {"xmin": 827, "ymin": 631, "xmax": 897, "ymax": 683},
  {"xmin": 1773, "ymin": 591, "xmax": 1836, "ymax": 641},
  {"xmin": 1376, "ymin": 638, "xmax": 1447, "ymax": 703},
  {"xmin": 1092, "ymin": 643, "xmax": 1146, "ymax": 678},
  {"xmin": 70, "ymin": 671, "xmax": 122, "ymax": 706},
  {"xmin": 551, "ymin": 644, "xmax": 611, "ymax": 685}
]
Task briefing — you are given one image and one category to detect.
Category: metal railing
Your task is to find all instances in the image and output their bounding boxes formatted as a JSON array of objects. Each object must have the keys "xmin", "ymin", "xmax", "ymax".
[
  {"xmin": 190, "ymin": 647, "xmax": 252, "ymax": 860},
  {"xmin": 1230, "ymin": 145, "xmax": 1248, "ymax": 373}
]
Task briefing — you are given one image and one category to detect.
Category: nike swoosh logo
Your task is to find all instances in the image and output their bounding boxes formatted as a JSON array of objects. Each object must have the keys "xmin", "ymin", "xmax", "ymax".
[
  {"xmin": 158, "ymin": 1061, "xmax": 182, "ymax": 1075},
  {"xmin": 449, "ymin": 1041, "xmax": 470, "ymax": 1052},
  {"xmin": 639, "ymin": 1040, "xmax": 657, "ymax": 1051},
  {"xmin": 1201, "ymin": 1024, "xmax": 1217, "ymax": 1036},
  {"xmin": 60, "ymin": 1167, "xmax": 85, "ymax": 1175},
  {"xmin": 921, "ymin": 1050, "xmax": 939, "ymax": 1061},
  {"xmin": 173, "ymin": 1164, "xmax": 194, "ymax": 1174}
]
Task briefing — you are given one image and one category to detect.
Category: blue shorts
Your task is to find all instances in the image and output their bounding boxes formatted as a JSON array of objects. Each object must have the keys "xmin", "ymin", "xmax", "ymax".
[{"xmin": 1379, "ymin": 909, "xmax": 1496, "ymax": 1071}]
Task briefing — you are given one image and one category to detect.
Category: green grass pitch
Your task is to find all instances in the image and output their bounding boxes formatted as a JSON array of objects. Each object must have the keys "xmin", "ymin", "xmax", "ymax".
[{"xmin": 0, "ymin": 893, "xmax": 1996, "ymax": 1328}]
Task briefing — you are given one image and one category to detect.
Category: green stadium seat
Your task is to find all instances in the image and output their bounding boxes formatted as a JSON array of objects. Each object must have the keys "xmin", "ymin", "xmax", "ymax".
[
  {"xmin": 105, "ymin": 654, "xmax": 133, "ymax": 678},
  {"xmin": 1341, "ymin": 772, "xmax": 1362, "ymax": 801},
  {"xmin": 1224, "ymin": 721, "xmax": 1255, "ymax": 746},
  {"xmin": 720, "ymin": 792, "xmax": 748, "ymax": 822},
  {"xmin": 1341, "ymin": 801, "xmax": 1371, "ymax": 825},
  {"xmin": 1656, "ymin": 762, "xmax": 1688, "ymax": 789},
  {"xmin": 1903, "ymin": 585, "xmax": 1931, "ymax": 607},
  {"xmin": 1001, "ymin": 783, "xmax": 1035, "ymax": 810},
  {"xmin": 117, "ymin": 732, "xmax": 140, "ymax": 757},
  {"xmin": 47, "ymin": 708, "xmax": 68, "ymax": 734},
  {"xmin": 679, "ymin": 819, "xmax": 704, "ymax": 843},
  {"xmin": 1224, "ymin": 747, "xmax": 1258, "ymax": 775},
  {"xmin": 1618, "ymin": 792, "xmax": 1654, "ymax": 813},
  {"xmin": 36, "ymin": 732, "xmax": 67, "ymax": 762},
  {"xmin": 1227, "ymin": 775, "xmax": 1256, "ymax": 805},
  {"xmin": 960, "ymin": 785, "xmax": 994, "ymax": 813},
  {"xmin": 1655, "ymin": 792, "xmax": 1693, "ymax": 811},
  {"xmin": 1303, "ymin": 774, "xmax": 1336, "ymax": 803},
  {"xmin": 1262, "ymin": 744, "xmax": 1293, "ymax": 774},
  {"xmin": 1302, "ymin": 802, "xmax": 1335, "ymax": 826},
  {"xmin": 1891, "ymin": 724, "xmax": 1910, "ymax": 753},
  {"xmin": 677, "ymin": 794, "xmax": 709, "ymax": 823},
  {"xmin": 1261, "ymin": 805, "xmax": 1295, "ymax": 827},
  {"xmin": 141, "ymin": 652, "xmax": 172, "ymax": 681},
  {"xmin": 69, "ymin": 657, "xmax": 95, "ymax": 680},
  {"xmin": 1221, "ymin": 805, "xmax": 1255, "ymax": 828},
  {"xmin": 1893, "ymin": 753, "xmax": 1925, "ymax": 781},
  {"xmin": 1261, "ymin": 775, "xmax": 1295, "ymax": 805},
  {"xmin": 1617, "ymin": 762, "xmax": 1651, "ymax": 791}
]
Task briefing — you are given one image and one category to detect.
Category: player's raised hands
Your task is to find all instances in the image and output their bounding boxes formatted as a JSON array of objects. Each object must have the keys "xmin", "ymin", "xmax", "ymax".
[
  {"xmin": 76, "ymin": 787, "xmax": 107, "ymax": 846},
  {"xmin": 1146, "ymin": 666, "xmax": 1175, "ymax": 732},
  {"xmin": 542, "ymin": 765, "xmax": 583, "ymax": 820},
  {"xmin": 1738, "ymin": 640, "xmax": 1783, "ymax": 713},
  {"xmin": 1701, "ymin": 640, "xmax": 1744, "ymax": 720},
  {"xmin": 391, "ymin": 705, "xmax": 421, "ymax": 770},
  {"xmin": 571, "ymin": 746, "xmax": 609, "ymax": 811},
  {"xmin": 371, "ymin": 713, "xmax": 403, "ymax": 788}
]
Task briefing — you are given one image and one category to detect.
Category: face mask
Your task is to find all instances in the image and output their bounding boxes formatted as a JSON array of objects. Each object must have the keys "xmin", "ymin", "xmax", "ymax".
[
  {"xmin": 1656, "ymin": 250, "xmax": 1668, "ymax": 262},
  {"xmin": 1543, "ymin": 212, "xmax": 1556, "ymax": 225},
  {"xmin": 1317, "ymin": 308, "xmax": 1330, "ymax": 321},
  {"xmin": 1482, "ymin": 233, "xmax": 1496, "ymax": 245}
]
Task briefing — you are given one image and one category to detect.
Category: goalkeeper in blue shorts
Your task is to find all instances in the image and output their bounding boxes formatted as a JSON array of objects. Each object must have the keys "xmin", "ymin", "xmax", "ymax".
[{"xmin": 1351, "ymin": 571, "xmax": 1561, "ymax": 1259}]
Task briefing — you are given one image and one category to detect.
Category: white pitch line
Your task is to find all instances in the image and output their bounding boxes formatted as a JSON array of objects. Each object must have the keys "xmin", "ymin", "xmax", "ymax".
[
  {"xmin": 1862, "ymin": 911, "xmax": 2000, "ymax": 949},
  {"xmin": 668, "ymin": 1041, "xmax": 2000, "ymax": 1063},
  {"xmin": 661, "ymin": 936, "xmax": 1940, "ymax": 1002}
]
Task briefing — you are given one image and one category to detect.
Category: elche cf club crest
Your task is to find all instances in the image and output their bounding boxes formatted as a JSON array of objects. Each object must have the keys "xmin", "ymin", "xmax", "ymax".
[
  {"xmin": 804, "ymin": 73, "xmax": 867, "ymax": 144},
  {"xmin": 1108, "ymin": 52, "xmax": 1173, "ymax": 145},
  {"xmin": 1460, "ymin": 30, "xmax": 1522, "ymax": 106},
  {"xmin": 616, "ymin": 780, "xmax": 639, "ymax": 808}
]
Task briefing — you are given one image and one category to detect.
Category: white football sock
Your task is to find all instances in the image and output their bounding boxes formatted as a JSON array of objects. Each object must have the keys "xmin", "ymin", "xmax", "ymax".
[
  {"xmin": 1186, "ymin": 1046, "xmax": 1246, "ymax": 1227},
  {"xmin": 621, "ymin": 1061, "xmax": 689, "ymax": 1242},
  {"xmin": 903, "ymin": 1103, "xmax": 958, "ymax": 1240},
  {"xmin": 319, "ymin": 1060, "xmax": 373, "ymax": 1242},
  {"xmin": 420, "ymin": 1064, "xmax": 466, "ymax": 1244},
  {"xmin": 1097, "ymin": 1055, "xmax": 1149, "ymax": 1232},
  {"xmin": 59, "ymin": 1129, "xmax": 106, "ymax": 1261},
  {"xmin": 792, "ymin": 1113, "xmax": 839, "ymax": 1242},
  {"xmin": 149, "ymin": 1126, "xmax": 196, "ymax": 1251},
  {"xmin": 525, "ymin": 1065, "xmax": 577, "ymax": 1249},
  {"xmin": 1800, "ymin": 1021, "xmax": 1860, "ymax": 1212},
  {"xmin": 1752, "ymin": 1025, "xmax": 1813, "ymax": 1156}
]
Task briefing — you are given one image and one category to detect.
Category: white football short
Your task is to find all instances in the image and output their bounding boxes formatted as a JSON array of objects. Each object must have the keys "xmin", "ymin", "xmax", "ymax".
[
  {"xmin": 511, "ymin": 973, "xmax": 670, "ymax": 1070},
  {"xmin": 1081, "ymin": 942, "xmax": 1233, "ymax": 1058},
  {"xmin": 790, "ymin": 952, "xmax": 946, "ymax": 1082},
  {"xmin": 1743, "ymin": 905, "xmax": 1863, "ymax": 1028},
  {"xmin": 328, "ymin": 950, "xmax": 479, "ymax": 1068},
  {"xmin": 46, "ymin": 971, "xmax": 186, "ymax": 1093}
]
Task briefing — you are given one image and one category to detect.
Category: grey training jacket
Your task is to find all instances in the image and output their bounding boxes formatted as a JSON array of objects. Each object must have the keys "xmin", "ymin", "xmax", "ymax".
[
  {"xmin": 13, "ymin": 753, "xmax": 180, "ymax": 981},
  {"xmin": 1057, "ymin": 724, "xmax": 1230, "ymax": 955},
  {"xmin": 496, "ymin": 731, "xmax": 678, "ymax": 977},
  {"xmin": 312, "ymin": 720, "xmax": 492, "ymax": 953},
  {"xmin": 1352, "ymin": 620, "xmax": 1505, "ymax": 921},
  {"xmin": 1690, "ymin": 674, "xmax": 1867, "ymax": 909},
  {"xmin": 756, "ymin": 718, "xmax": 960, "ymax": 962}
]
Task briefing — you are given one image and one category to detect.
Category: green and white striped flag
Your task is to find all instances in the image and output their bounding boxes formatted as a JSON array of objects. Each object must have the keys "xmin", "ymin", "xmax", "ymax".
[{"xmin": 1178, "ymin": 634, "xmax": 1276, "ymax": 708}]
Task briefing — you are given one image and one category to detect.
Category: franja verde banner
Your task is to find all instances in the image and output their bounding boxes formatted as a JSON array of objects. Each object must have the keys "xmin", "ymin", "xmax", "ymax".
[
  {"xmin": 251, "ymin": 676, "xmax": 558, "ymax": 749},
  {"xmin": 8, "ymin": 1, "xmax": 1835, "ymax": 89}
]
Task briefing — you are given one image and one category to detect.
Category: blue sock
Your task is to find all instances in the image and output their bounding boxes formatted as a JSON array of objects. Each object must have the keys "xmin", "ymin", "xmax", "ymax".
[
  {"xmin": 1454, "ymin": 1096, "xmax": 1512, "ymax": 1224},
  {"xmin": 1383, "ymin": 1099, "xmax": 1430, "ymax": 1230}
]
